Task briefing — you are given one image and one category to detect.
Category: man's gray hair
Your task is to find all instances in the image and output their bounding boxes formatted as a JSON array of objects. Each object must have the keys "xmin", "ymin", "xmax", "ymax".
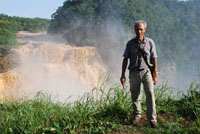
[{"xmin": 134, "ymin": 20, "xmax": 147, "ymax": 29}]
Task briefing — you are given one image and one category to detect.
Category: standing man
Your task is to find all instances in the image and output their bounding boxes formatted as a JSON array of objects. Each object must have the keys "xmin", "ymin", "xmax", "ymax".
[{"xmin": 120, "ymin": 20, "xmax": 158, "ymax": 128}]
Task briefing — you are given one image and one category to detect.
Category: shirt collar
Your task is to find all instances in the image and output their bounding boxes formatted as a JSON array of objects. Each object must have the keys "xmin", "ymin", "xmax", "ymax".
[{"xmin": 134, "ymin": 36, "xmax": 147, "ymax": 43}]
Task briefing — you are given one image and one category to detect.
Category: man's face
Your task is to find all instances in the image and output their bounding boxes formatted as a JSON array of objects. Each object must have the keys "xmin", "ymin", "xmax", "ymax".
[{"xmin": 135, "ymin": 22, "xmax": 146, "ymax": 39}]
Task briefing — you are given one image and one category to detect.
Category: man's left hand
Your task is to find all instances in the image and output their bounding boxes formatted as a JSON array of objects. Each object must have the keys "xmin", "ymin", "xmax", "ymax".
[{"xmin": 153, "ymin": 74, "xmax": 158, "ymax": 85}]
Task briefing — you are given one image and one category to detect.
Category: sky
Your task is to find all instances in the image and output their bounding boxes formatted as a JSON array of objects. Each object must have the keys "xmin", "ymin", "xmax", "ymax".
[{"xmin": 0, "ymin": 0, "xmax": 66, "ymax": 19}]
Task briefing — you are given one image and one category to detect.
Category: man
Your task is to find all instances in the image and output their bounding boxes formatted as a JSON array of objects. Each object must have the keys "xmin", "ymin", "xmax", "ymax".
[{"xmin": 120, "ymin": 20, "xmax": 158, "ymax": 128}]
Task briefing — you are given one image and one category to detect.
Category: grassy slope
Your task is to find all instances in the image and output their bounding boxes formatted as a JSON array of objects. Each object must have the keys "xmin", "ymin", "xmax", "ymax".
[{"xmin": 0, "ymin": 81, "xmax": 199, "ymax": 134}]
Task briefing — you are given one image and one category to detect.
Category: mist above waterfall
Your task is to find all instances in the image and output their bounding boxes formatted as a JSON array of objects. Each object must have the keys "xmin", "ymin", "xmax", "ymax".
[{"xmin": 0, "ymin": 31, "xmax": 106, "ymax": 102}]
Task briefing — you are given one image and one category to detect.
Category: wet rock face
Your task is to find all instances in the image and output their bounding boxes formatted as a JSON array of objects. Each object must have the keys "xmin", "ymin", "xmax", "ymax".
[
  {"xmin": 0, "ymin": 56, "xmax": 11, "ymax": 73},
  {"xmin": 0, "ymin": 53, "xmax": 19, "ymax": 73}
]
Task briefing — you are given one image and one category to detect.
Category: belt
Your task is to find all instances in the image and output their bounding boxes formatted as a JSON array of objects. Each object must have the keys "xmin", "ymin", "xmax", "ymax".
[
  {"xmin": 131, "ymin": 68, "xmax": 145, "ymax": 72},
  {"xmin": 136, "ymin": 68, "xmax": 145, "ymax": 71},
  {"xmin": 130, "ymin": 67, "xmax": 148, "ymax": 72}
]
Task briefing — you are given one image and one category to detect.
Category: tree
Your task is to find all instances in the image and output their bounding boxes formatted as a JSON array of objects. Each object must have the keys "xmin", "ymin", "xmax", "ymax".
[{"xmin": 48, "ymin": 0, "xmax": 200, "ymax": 69}]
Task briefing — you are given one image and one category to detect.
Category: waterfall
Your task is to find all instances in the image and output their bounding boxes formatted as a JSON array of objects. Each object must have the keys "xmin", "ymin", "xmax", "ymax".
[{"xmin": 0, "ymin": 31, "xmax": 106, "ymax": 102}]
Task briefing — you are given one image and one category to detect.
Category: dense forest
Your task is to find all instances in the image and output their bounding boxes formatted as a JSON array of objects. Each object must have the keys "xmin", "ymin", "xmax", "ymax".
[
  {"xmin": 48, "ymin": 0, "xmax": 200, "ymax": 71},
  {"xmin": 0, "ymin": 0, "xmax": 199, "ymax": 73},
  {"xmin": 0, "ymin": 14, "xmax": 50, "ymax": 56}
]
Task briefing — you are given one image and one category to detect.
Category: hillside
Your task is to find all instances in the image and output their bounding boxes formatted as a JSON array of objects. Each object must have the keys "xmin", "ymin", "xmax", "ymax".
[{"xmin": 48, "ymin": 0, "xmax": 200, "ymax": 71}]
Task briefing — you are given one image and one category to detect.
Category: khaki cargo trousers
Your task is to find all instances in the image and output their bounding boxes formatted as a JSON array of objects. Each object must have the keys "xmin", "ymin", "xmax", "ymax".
[{"xmin": 129, "ymin": 68, "xmax": 157, "ymax": 121}]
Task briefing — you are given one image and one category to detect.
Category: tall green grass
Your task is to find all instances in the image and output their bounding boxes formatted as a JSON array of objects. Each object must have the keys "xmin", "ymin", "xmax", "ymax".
[{"xmin": 0, "ymin": 81, "xmax": 199, "ymax": 134}]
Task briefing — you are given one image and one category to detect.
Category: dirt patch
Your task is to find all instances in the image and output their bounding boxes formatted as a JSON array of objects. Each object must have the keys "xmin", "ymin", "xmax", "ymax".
[{"xmin": 105, "ymin": 111, "xmax": 182, "ymax": 134}]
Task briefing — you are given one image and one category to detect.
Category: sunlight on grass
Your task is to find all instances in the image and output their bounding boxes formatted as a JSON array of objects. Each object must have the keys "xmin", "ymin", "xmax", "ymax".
[{"xmin": 0, "ymin": 79, "xmax": 199, "ymax": 134}]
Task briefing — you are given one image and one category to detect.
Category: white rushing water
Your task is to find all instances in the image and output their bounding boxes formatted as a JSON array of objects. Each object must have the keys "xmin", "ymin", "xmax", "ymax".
[{"xmin": 0, "ymin": 31, "xmax": 107, "ymax": 102}]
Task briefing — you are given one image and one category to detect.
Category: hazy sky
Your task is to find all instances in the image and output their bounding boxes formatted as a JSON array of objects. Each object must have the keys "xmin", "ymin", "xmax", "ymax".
[{"xmin": 0, "ymin": 0, "xmax": 66, "ymax": 19}]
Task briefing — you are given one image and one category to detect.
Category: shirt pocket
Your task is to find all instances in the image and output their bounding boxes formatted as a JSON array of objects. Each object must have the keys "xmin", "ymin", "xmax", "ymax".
[{"xmin": 143, "ymin": 44, "xmax": 151, "ymax": 55}]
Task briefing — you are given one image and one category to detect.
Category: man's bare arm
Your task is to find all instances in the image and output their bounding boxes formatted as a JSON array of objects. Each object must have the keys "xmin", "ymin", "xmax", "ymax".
[
  {"xmin": 152, "ymin": 58, "xmax": 158, "ymax": 85},
  {"xmin": 120, "ymin": 58, "xmax": 128, "ymax": 87}
]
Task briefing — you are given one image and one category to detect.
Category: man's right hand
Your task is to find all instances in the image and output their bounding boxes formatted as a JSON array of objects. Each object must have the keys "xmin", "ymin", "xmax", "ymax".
[
  {"xmin": 121, "ymin": 57, "xmax": 128, "ymax": 89},
  {"xmin": 120, "ymin": 76, "xmax": 126, "ymax": 89}
]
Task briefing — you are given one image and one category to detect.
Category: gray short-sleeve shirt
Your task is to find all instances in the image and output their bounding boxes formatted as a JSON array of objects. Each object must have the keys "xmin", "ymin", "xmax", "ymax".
[{"xmin": 123, "ymin": 37, "xmax": 157, "ymax": 71}]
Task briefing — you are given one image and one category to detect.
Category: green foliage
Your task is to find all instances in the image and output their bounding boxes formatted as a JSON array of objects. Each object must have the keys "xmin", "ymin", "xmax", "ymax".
[
  {"xmin": 0, "ymin": 20, "xmax": 18, "ymax": 56},
  {"xmin": 175, "ymin": 82, "xmax": 200, "ymax": 119},
  {"xmin": 49, "ymin": 0, "xmax": 200, "ymax": 69},
  {"xmin": 0, "ymin": 14, "xmax": 50, "ymax": 57},
  {"xmin": 0, "ymin": 82, "xmax": 199, "ymax": 134},
  {"xmin": 13, "ymin": 17, "xmax": 50, "ymax": 32},
  {"xmin": 0, "ymin": 14, "xmax": 50, "ymax": 32}
]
